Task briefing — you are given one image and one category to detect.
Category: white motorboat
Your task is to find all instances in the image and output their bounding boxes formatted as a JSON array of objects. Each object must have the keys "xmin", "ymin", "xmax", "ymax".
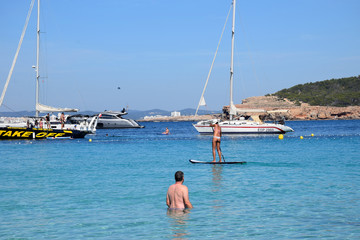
[
  {"xmin": 193, "ymin": 0, "xmax": 293, "ymax": 135},
  {"xmin": 96, "ymin": 110, "xmax": 143, "ymax": 129}
]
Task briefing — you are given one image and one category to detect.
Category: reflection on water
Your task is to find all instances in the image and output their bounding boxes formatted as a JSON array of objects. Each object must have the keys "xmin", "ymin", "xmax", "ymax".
[
  {"xmin": 167, "ymin": 208, "xmax": 191, "ymax": 239},
  {"xmin": 212, "ymin": 165, "xmax": 223, "ymax": 193},
  {"xmin": 212, "ymin": 165, "xmax": 224, "ymax": 210}
]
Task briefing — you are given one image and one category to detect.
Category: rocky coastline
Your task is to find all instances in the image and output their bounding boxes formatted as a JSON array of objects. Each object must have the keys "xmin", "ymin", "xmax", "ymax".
[
  {"xmin": 233, "ymin": 96, "xmax": 360, "ymax": 121},
  {"xmin": 139, "ymin": 96, "xmax": 360, "ymax": 122}
]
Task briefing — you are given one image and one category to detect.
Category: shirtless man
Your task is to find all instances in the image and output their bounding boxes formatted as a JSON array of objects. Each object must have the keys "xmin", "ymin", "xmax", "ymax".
[
  {"xmin": 166, "ymin": 171, "xmax": 193, "ymax": 210},
  {"xmin": 210, "ymin": 121, "xmax": 222, "ymax": 162},
  {"xmin": 45, "ymin": 113, "xmax": 51, "ymax": 129},
  {"xmin": 60, "ymin": 112, "xmax": 65, "ymax": 129}
]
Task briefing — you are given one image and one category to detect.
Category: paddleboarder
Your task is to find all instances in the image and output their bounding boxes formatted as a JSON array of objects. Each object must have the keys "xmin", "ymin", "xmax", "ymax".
[
  {"xmin": 210, "ymin": 121, "xmax": 222, "ymax": 162},
  {"xmin": 166, "ymin": 171, "xmax": 192, "ymax": 210}
]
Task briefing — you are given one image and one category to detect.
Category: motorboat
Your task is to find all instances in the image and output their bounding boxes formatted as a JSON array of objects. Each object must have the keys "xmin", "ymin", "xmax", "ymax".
[
  {"xmin": 96, "ymin": 110, "xmax": 143, "ymax": 129},
  {"xmin": 193, "ymin": 0, "xmax": 293, "ymax": 135}
]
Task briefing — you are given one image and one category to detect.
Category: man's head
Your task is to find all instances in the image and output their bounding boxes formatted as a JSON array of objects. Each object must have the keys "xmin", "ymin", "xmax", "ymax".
[{"xmin": 175, "ymin": 171, "xmax": 184, "ymax": 182}]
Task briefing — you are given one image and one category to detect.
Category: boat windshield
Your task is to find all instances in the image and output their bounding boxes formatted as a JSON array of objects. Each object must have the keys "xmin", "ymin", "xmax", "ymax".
[
  {"xmin": 100, "ymin": 114, "xmax": 117, "ymax": 119},
  {"xmin": 100, "ymin": 114, "xmax": 123, "ymax": 119}
]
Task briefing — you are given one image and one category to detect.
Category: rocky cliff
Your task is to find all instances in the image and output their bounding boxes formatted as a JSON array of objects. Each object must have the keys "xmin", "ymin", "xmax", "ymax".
[{"xmin": 229, "ymin": 96, "xmax": 360, "ymax": 120}]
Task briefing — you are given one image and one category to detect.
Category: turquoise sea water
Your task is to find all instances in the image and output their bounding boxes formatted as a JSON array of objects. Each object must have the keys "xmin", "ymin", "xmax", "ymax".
[{"xmin": 1, "ymin": 120, "xmax": 359, "ymax": 239}]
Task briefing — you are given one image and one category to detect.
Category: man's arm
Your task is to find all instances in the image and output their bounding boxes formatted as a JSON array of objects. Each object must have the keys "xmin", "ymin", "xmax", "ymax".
[
  {"xmin": 166, "ymin": 191, "xmax": 170, "ymax": 207},
  {"xmin": 183, "ymin": 186, "xmax": 193, "ymax": 209}
]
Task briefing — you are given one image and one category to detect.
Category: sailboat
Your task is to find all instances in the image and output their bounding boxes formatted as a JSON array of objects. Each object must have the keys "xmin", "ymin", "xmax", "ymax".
[
  {"xmin": 193, "ymin": 0, "xmax": 294, "ymax": 134},
  {"xmin": 0, "ymin": 0, "xmax": 98, "ymax": 139}
]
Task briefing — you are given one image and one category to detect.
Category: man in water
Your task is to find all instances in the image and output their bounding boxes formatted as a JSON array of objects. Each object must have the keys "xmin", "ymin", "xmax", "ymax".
[
  {"xmin": 210, "ymin": 121, "xmax": 222, "ymax": 162},
  {"xmin": 166, "ymin": 171, "xmax": 193, "ymax": 210},
  {"xmin": 162, "ymin": 127, "xmax": 170, "ymax": 135}
]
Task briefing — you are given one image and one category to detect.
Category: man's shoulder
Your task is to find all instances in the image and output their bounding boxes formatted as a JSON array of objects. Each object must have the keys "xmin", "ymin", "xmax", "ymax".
[
  {"xmin": 179, "ymin": 184, "xmax": 188, "ymax": 191},
  {"xmin": 168, "ymin": 183, "xmax": 187, "ymax": 190}
]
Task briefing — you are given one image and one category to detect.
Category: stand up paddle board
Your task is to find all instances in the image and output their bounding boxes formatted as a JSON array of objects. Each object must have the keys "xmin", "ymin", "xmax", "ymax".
[{"xmin": 189, "ymin": 159, "xmax": 246, "ymax": 164}]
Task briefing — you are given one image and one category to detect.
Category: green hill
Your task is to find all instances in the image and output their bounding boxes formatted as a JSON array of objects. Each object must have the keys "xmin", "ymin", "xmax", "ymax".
[{"xmin": 271, "ymin": 76, "xmax": 360, "ymax": 107}]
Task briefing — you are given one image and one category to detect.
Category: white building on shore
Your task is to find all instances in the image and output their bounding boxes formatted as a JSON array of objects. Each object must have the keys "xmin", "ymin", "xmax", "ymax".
[{"xmin": 171, "ymin": 111, "xmax": 181, "ymax": 117}]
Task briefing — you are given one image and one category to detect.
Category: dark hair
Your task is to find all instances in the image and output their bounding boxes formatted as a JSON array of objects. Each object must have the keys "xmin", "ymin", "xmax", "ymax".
[{"xmin": 175, "ymin": 171, "xmax": 184, "ymax": 182}]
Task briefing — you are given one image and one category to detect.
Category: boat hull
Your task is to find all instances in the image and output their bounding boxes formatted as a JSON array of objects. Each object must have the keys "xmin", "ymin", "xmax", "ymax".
[
  {"xmin": 193, "ymin": 120, "xmax": 294, "ymax": 135},
  {"xmin": 96, "ymin": 119, "xmax": 143, "ymax": 129},
  {"xmin": 0, "ymin": 127, "xmax": 90, "ymax": 140}
]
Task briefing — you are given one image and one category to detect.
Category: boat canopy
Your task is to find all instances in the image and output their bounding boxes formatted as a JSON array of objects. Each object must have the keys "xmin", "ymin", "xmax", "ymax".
[{"xmin": 36, "ymin": 103, "xmax": 78, "ymax": 113}]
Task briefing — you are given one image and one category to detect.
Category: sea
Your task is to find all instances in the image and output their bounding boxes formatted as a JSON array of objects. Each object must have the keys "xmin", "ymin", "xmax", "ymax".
[{"xmin": 1, "ymin": 120, "xmax": 359, "ymax": 239}]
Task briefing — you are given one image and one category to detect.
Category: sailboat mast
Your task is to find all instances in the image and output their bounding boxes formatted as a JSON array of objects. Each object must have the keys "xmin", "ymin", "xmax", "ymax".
[
  {"xmin": 229, "ymin": 0, "xmax": 236, "ymax": 120},
  {"xmin": 35, "ymin": 0, "xmax": 40, "ymax": 117}
]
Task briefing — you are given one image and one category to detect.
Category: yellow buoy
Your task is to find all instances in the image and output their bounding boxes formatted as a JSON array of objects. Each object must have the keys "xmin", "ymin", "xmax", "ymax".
[
  {"xmin": 89, "ymin": 138, "xmax": 92, "ymax": 142},
  {"xmin": 278, "ymin": 134, "xmax": 284, "ymax": 140},
  {"xmin": 300, "ymin": 136, "xmax": 303, "ymax": 139},
  {"xmin": 311, "ymin": 133, "xmax": 314, "ymax": 137}
]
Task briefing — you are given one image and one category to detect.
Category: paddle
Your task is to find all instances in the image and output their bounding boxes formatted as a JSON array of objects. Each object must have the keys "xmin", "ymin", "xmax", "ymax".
[{"xmin": 219, "ymin": 146, "xmax": 226, "ymax": 162}]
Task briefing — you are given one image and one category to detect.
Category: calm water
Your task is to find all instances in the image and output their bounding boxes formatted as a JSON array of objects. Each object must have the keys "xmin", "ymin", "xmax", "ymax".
[{"xmin": 1, "ymin": 120, "xmax": 359, "ymax": 239}]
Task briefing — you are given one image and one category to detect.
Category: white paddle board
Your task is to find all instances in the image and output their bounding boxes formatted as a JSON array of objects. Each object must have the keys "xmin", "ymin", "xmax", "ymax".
[{"xmin": 189, "ymin": 159, "xmax": 246, "ymax": 164}]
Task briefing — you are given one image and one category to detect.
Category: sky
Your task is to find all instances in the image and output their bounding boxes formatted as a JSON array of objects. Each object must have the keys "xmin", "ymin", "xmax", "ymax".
[{"xmin": 0, "ymin": 0, "xmax": 359, "ymax": 112}]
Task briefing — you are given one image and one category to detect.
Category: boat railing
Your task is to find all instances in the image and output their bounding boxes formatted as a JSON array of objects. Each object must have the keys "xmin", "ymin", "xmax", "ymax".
[{"xmin": 87, "ymin": 114, "xmax": 99, "ymax": 133}]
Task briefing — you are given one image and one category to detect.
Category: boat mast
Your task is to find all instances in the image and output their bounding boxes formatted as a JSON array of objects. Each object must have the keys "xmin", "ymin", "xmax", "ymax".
[
  {"xmin": 35, "ymin": 0, "xmax": 40, "ymax": 117},
  {"xmin": 0, "ymin": 0, "xmax": 35, "ymax": 108},
  {"xmin": 229, "ymin": 0, "xmax": 236, "ymax": 120}
]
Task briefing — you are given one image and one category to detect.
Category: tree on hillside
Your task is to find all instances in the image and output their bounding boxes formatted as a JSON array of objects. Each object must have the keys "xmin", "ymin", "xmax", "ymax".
[{"xmin": 272, "ymin": 76, "xmax": 360, "ymax": 107}]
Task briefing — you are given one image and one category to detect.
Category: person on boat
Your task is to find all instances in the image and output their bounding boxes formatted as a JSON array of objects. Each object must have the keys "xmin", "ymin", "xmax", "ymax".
[
  {"xmin": 45, "ymin": 113, "xmax": 50, "ymax": 129},
  {"xmin": 162, "ymin": 127, "xmax": 170, "ymax": 135},
  {"xmin": 39, "ymin": 118, "xmax": 43, "ymax": 129},
  {"xmin": 210, "ymin": 121, "xmax": 222, "ymax": 162},
  {"xmin": 60, "ymin": 112, "xmax": 65, "ymax": 129},
  {"xmin": 166, "ymin": 171, "xmax": 193, "ymax": 210}
]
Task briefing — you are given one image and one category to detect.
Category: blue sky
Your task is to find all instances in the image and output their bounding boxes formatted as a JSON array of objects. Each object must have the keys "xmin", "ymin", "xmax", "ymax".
[{"xmin": 0, "ymin": 0, "xmax": 359, "ymax": 112}]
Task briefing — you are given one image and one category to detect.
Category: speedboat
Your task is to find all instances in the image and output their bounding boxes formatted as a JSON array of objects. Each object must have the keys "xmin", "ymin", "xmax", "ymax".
[{"xmin": 96, "ymin": 110, "xmax": 143, "ymax": 129}]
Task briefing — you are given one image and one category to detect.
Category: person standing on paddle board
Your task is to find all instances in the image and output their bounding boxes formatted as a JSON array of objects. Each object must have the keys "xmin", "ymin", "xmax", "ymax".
[
  {"xmin": 166, "ymin": 171, "xmax": 193, "ymax": 210},
  {"xmin": 210, "ymin": 122, "xmax": 222, "ymax": 162}
]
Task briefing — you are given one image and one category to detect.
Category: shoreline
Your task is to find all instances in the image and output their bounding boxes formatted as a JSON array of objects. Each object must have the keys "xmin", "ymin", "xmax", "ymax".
[
  {"xmin": 140, "ymin": 97, "xmax": 360, "ymax": 122},
  {"xmin": 137, "ymin": 114, "xmax": 360, "ymax": 122},
  {"xmin": 138, "ymin": 114, "xmax": 215, "ymax": 122}
]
